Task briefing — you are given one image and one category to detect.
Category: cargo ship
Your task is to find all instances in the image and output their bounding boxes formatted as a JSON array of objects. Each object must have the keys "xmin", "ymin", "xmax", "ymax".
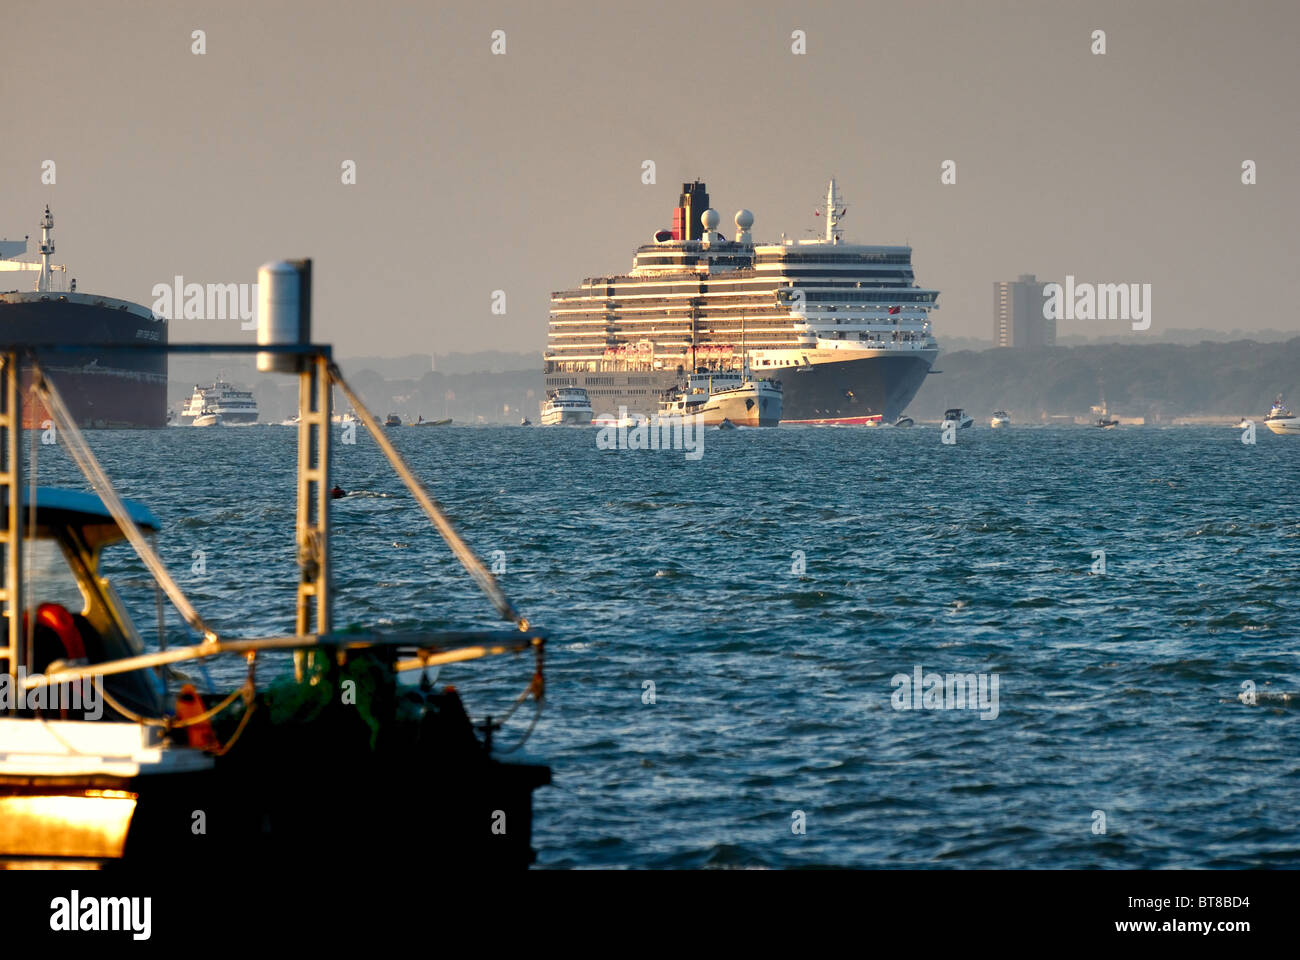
[
  {"xmin": 545, "ymin": 180, "xmax": 939, "ymax": 424},
  {"xmin": 0, "ymin": 207, "xmax": 166, "ymax": 427}
]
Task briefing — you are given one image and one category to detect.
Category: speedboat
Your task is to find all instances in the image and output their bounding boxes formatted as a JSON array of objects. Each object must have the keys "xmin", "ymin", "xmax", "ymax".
[
  {"xmin": 413, "ymin": 416, "xmax": 452, "ymax": 426},
  {"xmin": 1265, "ymin": 396, "xmax": 1300, "ymax": 435},
  {"xmin": 941, "ymin": 408, "xmax": 973, "ymax": 430},
  {"xmin": 892, "ymin": 416, "xmax": 914, "ymax": 428},
  {"xmin": 519, "ymin": 417, "xmax": 532, "ymax": 426},
  {"xmin": 384, "ymin": 413, "xmax": 402, "ymax": 427},
  {"xmin": 990, "ymin": 410, "xmax": 1011, "ymax": 428}
]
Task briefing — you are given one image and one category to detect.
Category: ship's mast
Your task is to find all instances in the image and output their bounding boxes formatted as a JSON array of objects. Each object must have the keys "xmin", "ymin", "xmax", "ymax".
[
  {"xmin": 825, "ymin": 179, "xmax": 846, "ymax": 244},
  {"xmin": 38, "ymin": 206, "xmax": 55, "ymax": 292}
]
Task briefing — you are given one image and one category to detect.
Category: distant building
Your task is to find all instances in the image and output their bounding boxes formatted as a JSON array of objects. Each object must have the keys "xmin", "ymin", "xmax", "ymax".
[{"xmin": 993, "ymin": 274, "xmax": 1057, "ymax": 348}]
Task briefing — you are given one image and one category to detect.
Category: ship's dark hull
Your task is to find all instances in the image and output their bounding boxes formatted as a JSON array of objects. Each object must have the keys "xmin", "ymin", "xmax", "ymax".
[
  {"xmin": 777, "ymin": 352, "xmax": 935, "ymax": 423},
  {"xmin": 544, "ymin": 350, "xmax": 935, "ymax": 424},
  {"xmin": 0, "ymin": 687, "xmax": 549, "ymax": 869},
  {"xmin": 0, "ymin": 295, "xmax": 167, "ymax": 428}
]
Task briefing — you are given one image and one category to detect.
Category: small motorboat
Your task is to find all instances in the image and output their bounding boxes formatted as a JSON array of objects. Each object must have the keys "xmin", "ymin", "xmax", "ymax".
[
  {"xmin": 1264, "ymin": 396, "xmax": 1300, "ymax": 435},
  {"xmin": 718, "ymin": 418, "xmax": 738, "ymax": 430},
  {"xmin": 413, "ymin": 417, "xmax": 452, "ymax": 427},
  {"xmin": 384, "ymin": 413, "xmax": 402, "ymax": 427},
  {"xmin": 941, "ymin": 408, "xmax": 973, "ymax": 430},
  {"xmin": 990, "ymin": 410, "xmax": 1011, "ymax": 428},
  {"xmin": 193, "ymin": 413, "xmax": 221, "ymax": 427},
  {"xmin": 519, "ymin": 417, "xmax": 532, "ymax": 426},
  {"xmin": 892, "ymin": 416, "xmax": 914, "ymax": 428}
]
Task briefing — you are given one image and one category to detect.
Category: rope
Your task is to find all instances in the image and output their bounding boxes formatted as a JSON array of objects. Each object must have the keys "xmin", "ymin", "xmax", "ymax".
[
  {"xmin": 327, "ymin": 363, "xmax": 525, "ymax": 629},
  {"xmin": 96, "ymin": 681, "xmax": 250, "ymax": 729},
  {"xmin": 210, "ymin": 694, "xmax": 256, "ymax": 757}
]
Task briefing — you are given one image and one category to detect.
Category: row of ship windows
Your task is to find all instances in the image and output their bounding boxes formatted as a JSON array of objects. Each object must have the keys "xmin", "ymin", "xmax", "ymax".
[
  {"xmin": 558, "ymin": 278, "xmax": 918, "ymax": 298},
  {"xmin": 553, "ymin": 293, "xmax": 935, "ymax": 307},
  {"xmin": 561, "ymin": 377, "xmax": 657, "ymax": 387}
]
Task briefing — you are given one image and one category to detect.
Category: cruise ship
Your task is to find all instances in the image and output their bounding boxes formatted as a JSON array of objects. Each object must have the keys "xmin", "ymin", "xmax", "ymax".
[
  {"xmin": 0, "ymin": 207, "xmax": 167, "ymax": 427},
  {"xmin": 545, "ymin": 180, "xmax": 939, "ymax": 424},
  {"xmin": 180, "ymin": 379, "xmax": 259, "ymax": 425}
]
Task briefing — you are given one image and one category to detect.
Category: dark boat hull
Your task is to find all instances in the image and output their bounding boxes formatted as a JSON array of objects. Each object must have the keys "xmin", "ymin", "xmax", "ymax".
[
  {"xmin": 0, "ymin": 687, "xmax": 549, "ymax": 869},
  {"xmin": 0, "ymin": 293, "xmax": 167, "ymax": 428}
]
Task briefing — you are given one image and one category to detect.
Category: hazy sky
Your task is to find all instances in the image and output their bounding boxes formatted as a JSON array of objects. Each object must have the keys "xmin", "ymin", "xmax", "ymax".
[{"xmin": 3, "ymin": 0, "xmax": 1297, "ymax": 356}]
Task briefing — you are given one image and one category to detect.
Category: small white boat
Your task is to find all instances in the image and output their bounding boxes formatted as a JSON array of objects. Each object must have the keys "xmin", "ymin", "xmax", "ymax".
[
  {"xmin": 892, "ymin": 416, "xmax": 914, "ymax": 428},
  {"xmin": 990, "ymin": 410, "xmax": 1011, "ymax": 429},
  {"xmin": 590, "ymin": 412, "xmax": 647, "ymax": 429},
  {"xmin": 192, "ymin": 413, "xmax": 221, "ymax": 427},
  {"xmin": 941, "ymin": 407, "xmax": 973, "ymax": 430},
  {"xmin": 542, "ymin": 387, "xmax": 595, "ymax": 426},
  {"xmin": 1264, "ymin": 396, "xmax": 1300, "ymax": 435}
]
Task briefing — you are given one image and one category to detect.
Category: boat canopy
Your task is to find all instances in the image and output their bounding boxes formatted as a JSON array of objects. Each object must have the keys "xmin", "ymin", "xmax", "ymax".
[{"xmin": 2, "ymin": 487, "xmax": 160, "ymax": 543}]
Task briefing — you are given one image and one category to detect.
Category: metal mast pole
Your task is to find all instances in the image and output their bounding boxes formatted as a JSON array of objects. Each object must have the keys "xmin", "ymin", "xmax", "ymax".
[{"xmin": 0, "ymin": 352, "xmax": 23, "ymax": 701}]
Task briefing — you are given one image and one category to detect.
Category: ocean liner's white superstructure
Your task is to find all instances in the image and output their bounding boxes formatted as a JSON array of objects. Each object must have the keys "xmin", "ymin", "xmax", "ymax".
[{"xmin": 545, "ymin": 180, "xmax": 939, "ymax": 424}]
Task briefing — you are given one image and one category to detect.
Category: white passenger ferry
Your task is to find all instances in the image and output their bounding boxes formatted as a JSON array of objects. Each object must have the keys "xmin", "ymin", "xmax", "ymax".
[{"xmin": 180, "ymin": 379, "xmax": 259, "ymax": 425}]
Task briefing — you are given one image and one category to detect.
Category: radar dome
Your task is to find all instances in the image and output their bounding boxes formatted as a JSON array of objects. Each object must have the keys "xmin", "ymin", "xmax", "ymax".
[
  {"xmin": 734, "ymin": 209, "xmax": 754, "ymax": 231},
  {"xmin": 701, "ymin": 208, "xmax": 720, "ymax": 230}
]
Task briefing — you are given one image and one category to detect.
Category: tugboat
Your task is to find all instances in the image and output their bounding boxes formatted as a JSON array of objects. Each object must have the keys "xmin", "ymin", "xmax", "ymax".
[
  {"xmin": 657, "ymin": 368, "xmax": 782, "ymax": 427},
  {"xmin": 0, "ymin": 260, "xmax": 550, "ymax": 869},
  {"xmin": 1264, "ymin": 395, "xmax": 1300, "ymax": 435}
]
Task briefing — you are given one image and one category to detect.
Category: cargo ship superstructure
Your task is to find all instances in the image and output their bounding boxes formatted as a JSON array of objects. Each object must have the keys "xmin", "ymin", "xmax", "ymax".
[
  {"xmin": 545, "ymin": 181, "xmax": 939, "ymax": 424},
  {"xmin": 0, "ymin": 207, "xmax": 166, "ymax": 427}
]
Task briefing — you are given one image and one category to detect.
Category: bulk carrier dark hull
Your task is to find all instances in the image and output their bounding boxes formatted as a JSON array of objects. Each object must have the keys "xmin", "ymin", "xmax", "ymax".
[{"xmin": 0, "ymin": 293, "xmax": 167, "ymax": 428}]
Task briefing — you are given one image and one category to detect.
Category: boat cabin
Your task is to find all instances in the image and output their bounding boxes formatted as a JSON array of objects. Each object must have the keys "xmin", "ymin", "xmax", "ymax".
[{"xmin": 3, "ymin": 487, "xmax": 162, "ymax": 720}]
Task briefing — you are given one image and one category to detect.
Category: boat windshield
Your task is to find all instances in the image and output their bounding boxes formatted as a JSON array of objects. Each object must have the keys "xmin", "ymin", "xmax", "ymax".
[{"xmin": 22, "ymin": 538, "xmax": 88, "ymax": 613}]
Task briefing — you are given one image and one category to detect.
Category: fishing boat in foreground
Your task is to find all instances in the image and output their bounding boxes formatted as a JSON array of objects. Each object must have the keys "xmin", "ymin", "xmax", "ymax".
[{"xmin": 0, "ymin": 259, "xmax": 549, "ymax": 869}]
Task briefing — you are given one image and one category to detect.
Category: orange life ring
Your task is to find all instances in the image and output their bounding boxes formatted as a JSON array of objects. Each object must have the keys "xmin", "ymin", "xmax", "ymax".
[{"xmin": 34, "ymin": 603, "xmax": 87, "ymax": 662}]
